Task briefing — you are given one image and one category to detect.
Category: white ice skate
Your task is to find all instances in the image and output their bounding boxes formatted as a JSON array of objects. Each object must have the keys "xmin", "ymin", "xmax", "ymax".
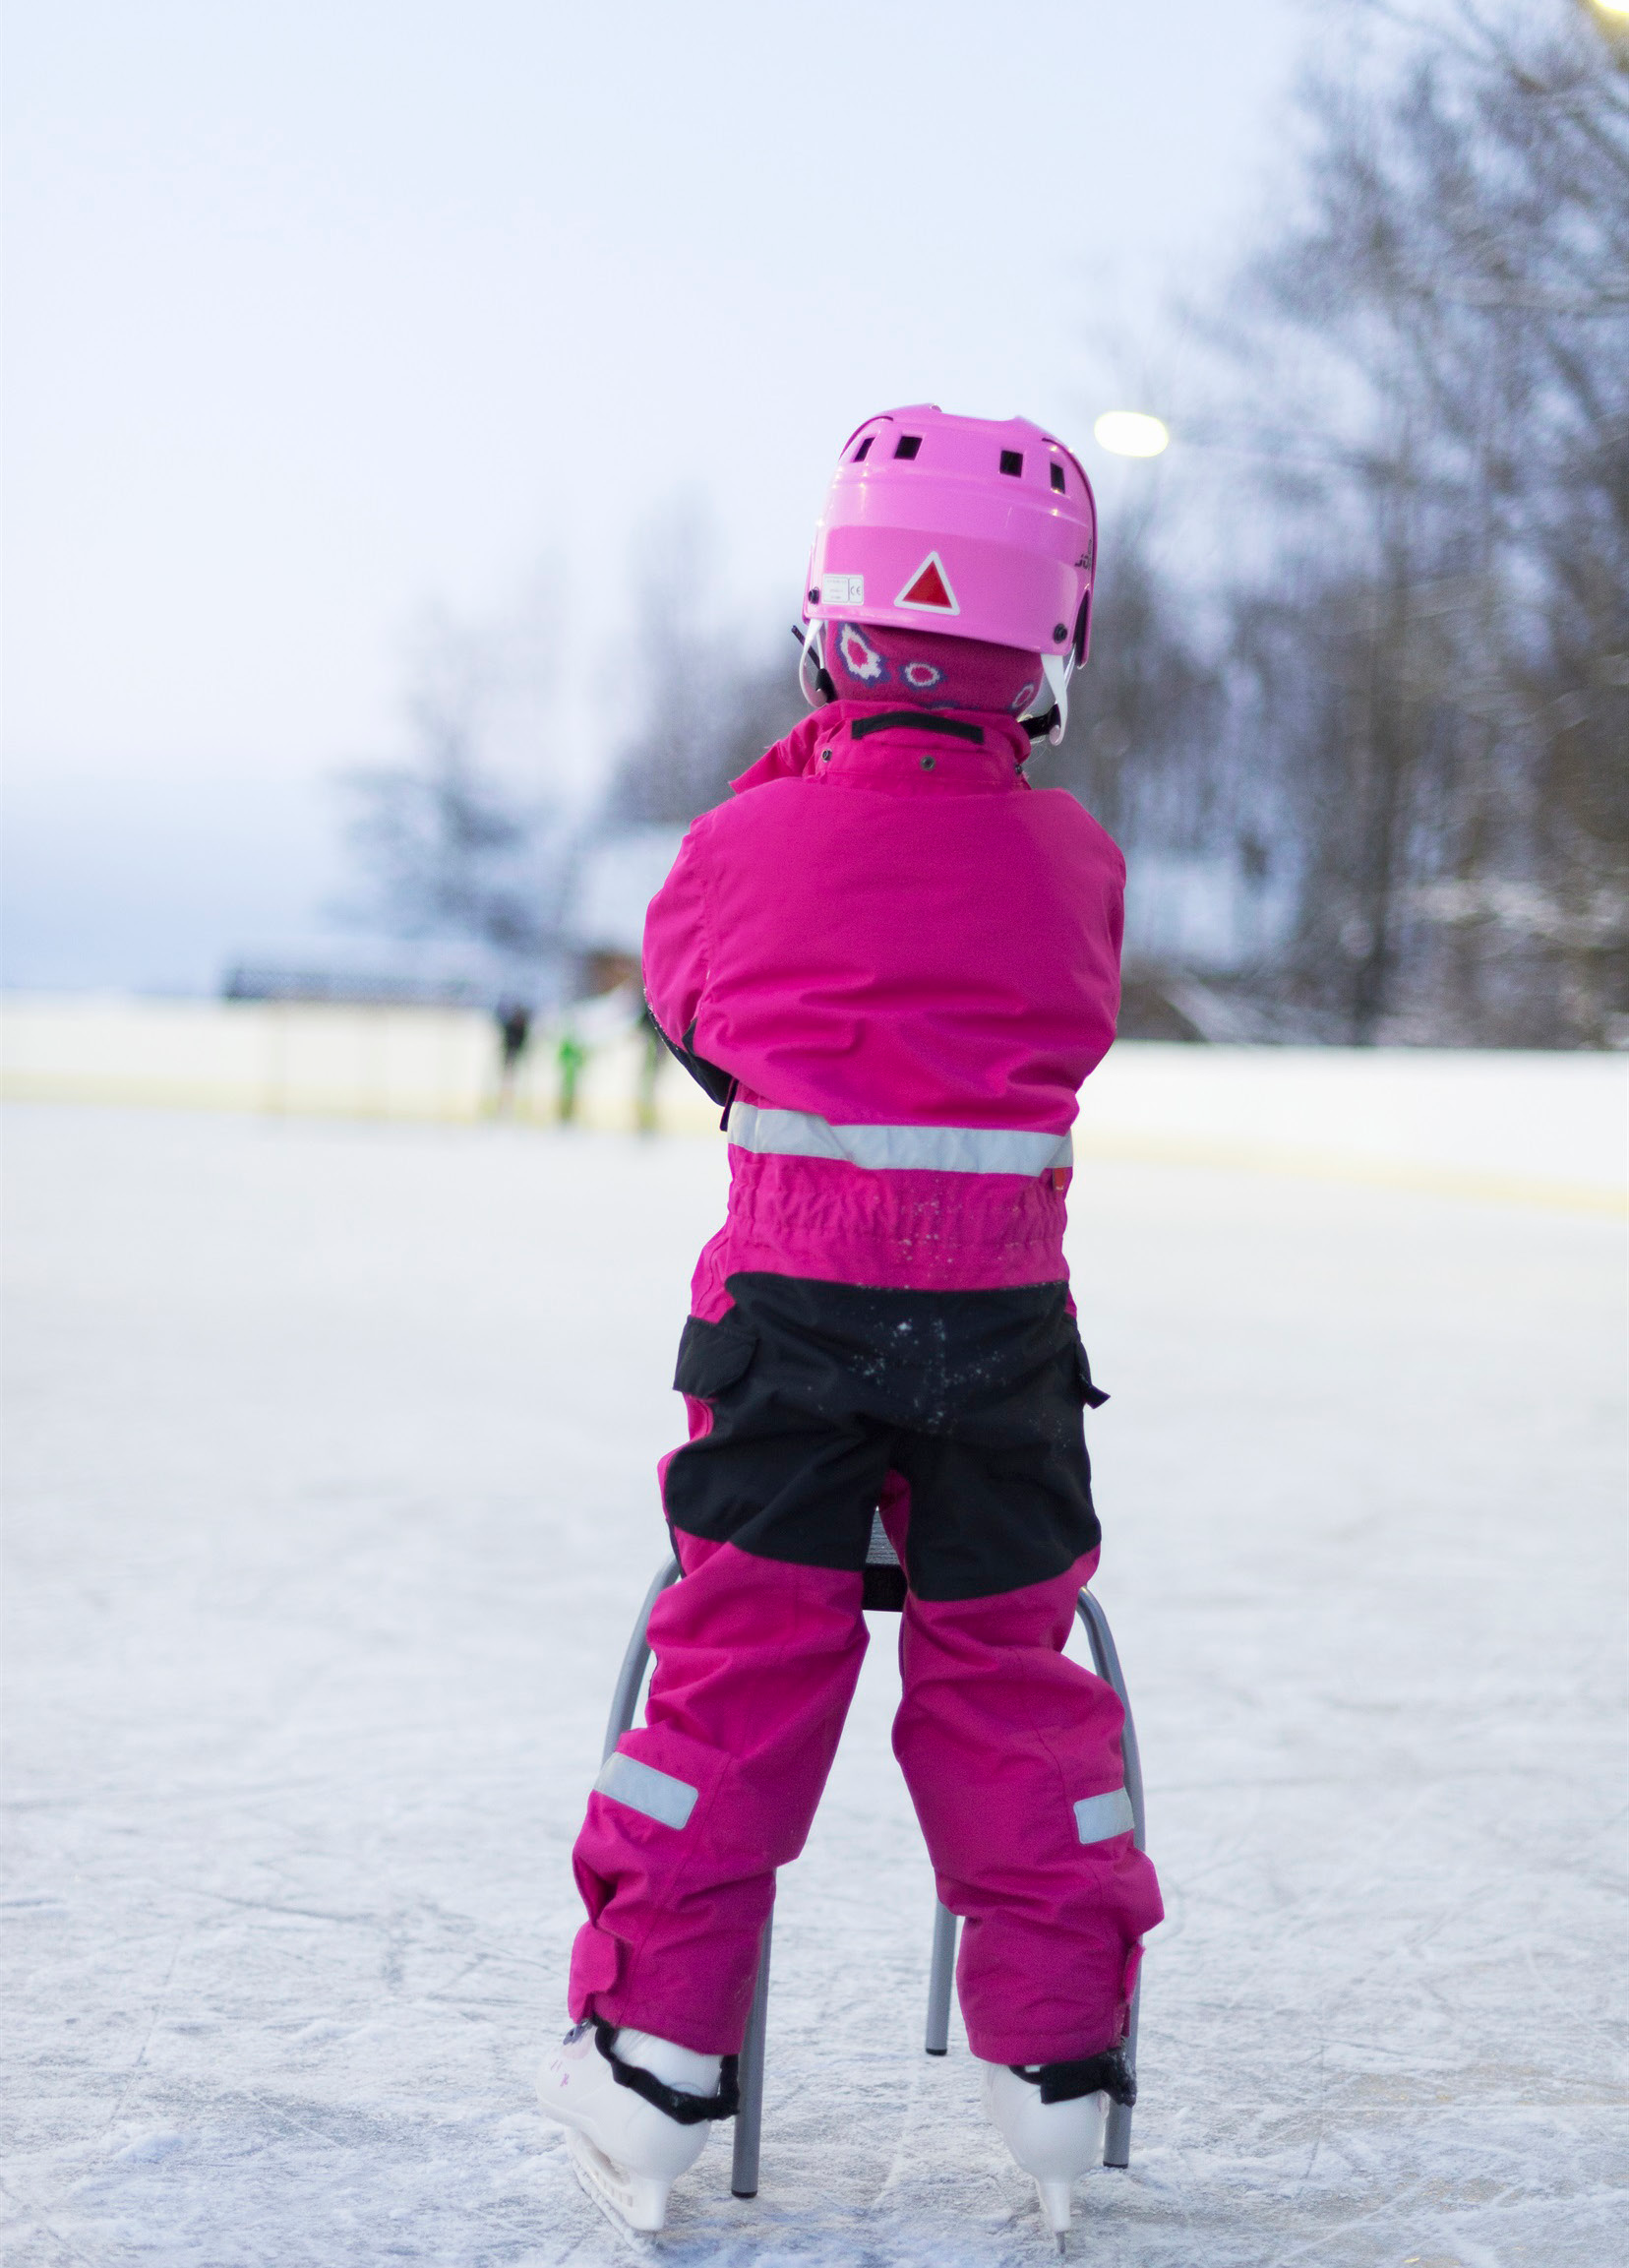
[
  {"xmin": 538, "ymin": 2017, "xmax": 730, "ymax": 2234},
  {"xmin": 982, "ymin": 2055, "xmax": 1120, "ymax": 2252}
]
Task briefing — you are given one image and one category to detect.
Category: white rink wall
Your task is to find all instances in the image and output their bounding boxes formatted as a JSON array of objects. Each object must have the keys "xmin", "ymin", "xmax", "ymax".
[
  {"xmin": 1080, "ymin": 1042, "xmax": 1625, "ymax": 1211},
  {"xmin": 0, "ymin": 994, "xmax": 571, "ymax": 1127},
  {"xmin": 3, "ymin": 991, "xmax": 1623, "ymax": 1212},
  {"xmin": 0, "ymin": 993, "xmax": 691, "ymax": 1134}
]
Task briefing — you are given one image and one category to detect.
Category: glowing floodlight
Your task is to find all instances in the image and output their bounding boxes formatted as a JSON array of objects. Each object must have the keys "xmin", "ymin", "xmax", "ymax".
[{"xmin": 1093, "ymin": 411, "xmax": 1170, "ymax": 459}]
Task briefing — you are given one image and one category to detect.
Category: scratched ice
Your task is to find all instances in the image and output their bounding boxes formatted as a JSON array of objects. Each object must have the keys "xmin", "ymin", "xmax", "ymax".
[{"xmin": 2, "ymin": 1097, "xmax": 1622, "ymax": 2266}]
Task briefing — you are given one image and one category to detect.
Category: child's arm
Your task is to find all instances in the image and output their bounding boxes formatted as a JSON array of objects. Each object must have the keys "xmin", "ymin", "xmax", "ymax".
[{"xmin": 642, "ymin": 823, "xmax": 734, "ymax": 1107}]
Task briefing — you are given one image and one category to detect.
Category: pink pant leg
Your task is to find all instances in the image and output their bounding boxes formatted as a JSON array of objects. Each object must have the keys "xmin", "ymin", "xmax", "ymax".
[
  {"xmin": 887, "ymin": 1522, "xmax": 1163, "ymax": 2067},
  {"xmin": 569, "ymin": 1532, "xmax": 868, "ymax": 2055}
]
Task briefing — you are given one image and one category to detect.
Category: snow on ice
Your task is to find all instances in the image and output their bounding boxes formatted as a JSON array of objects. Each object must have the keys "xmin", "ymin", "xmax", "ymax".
[{"xmin": 2, "ymin": 1086, "xmax": 1623, "ymax": 2266}]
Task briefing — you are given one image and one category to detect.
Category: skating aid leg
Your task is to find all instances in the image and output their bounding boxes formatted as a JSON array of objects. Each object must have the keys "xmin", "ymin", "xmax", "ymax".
[
  {"xmin": 925, "ymin": 1900, "xmax": 957, "ymax": 2054},
  {"xmin": 731, "ymin": 1918, "xmax": 772, "ymax": 2197},
  {"xmin": 1076, "ymin": 1587, "xmax": 1145, "ymax": 2170}
]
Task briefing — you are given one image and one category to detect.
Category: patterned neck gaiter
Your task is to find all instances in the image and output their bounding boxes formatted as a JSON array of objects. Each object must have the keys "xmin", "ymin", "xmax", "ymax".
[{"xmin": 825, "ymin": 620, "xmax": 1044, "ymax": 717}]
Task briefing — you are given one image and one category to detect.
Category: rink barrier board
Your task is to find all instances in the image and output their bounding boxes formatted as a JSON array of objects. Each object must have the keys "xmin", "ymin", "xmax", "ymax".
[
  {"xmin": 2, "ymin": 1077, "xmax": 1618, "ymax": 1217},
  {"xmin": 1068, "ymin": 1131, "xmax": 1627, "ymax": 1220},
  {"xmin": 2, "ymin": 999, "xmax": 1623, "ymax": 1218}
]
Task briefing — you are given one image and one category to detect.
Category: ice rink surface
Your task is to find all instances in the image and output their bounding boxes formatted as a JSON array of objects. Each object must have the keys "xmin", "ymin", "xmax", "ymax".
[{"xmin": 3, "ymin": 1098, "xmax": 1624, "ymax": 2267}]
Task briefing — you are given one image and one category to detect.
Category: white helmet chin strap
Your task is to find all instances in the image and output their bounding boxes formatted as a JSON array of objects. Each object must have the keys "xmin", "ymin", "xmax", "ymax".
[
  {"xmin": 798, "ymin": 619, "xmax": 828, "ymax": 708},
  {"xmin": 1040, "ymin": 650, "xmax": 1073, "ymax": 746}
]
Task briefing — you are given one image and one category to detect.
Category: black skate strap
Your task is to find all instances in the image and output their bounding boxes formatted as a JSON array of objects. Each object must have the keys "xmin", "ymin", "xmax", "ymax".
[
  {"xmin": 589, "ymin": 2015, "xmax": 741, "ymax": 2125},
  {"xmin": 1009, "ymin": 2042, "xmax": 1136, "ymax": 2108}
]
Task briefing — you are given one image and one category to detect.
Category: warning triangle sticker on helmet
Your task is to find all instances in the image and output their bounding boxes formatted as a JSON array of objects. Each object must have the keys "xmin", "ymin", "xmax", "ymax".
[{"xmin": 894, "ymin": 551, "xmax": 960, "ymax": 614}]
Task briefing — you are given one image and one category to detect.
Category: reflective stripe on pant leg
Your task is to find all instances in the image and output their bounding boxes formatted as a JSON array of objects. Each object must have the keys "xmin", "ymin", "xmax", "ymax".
[
  {"xmin": 1074, "ymin": 1788, "xmax": 1135, "ymax": 1844},
  {"xmin": 595, "ymin": 1752, "xmax": 699, "ymax": 1830}
]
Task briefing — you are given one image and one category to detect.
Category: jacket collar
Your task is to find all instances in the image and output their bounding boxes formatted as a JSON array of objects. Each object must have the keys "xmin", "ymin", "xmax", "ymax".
[{"xmin": 731, "ymin": 701, "xmax": 1031, "ymax": 796}]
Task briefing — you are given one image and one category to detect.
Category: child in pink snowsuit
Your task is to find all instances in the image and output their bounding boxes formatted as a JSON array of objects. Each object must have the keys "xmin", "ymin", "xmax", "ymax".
[{"xmin": 541, "ymin": 406, "xmax": 1163, "ymax": 2237}]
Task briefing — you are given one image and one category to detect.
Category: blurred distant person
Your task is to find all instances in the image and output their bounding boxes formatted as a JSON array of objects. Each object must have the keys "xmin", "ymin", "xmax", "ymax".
[
  {"xmin": 556, "ymin": 1023, "xmax": 587, "ymax": 1125},
  {"xmin": 538, "ymin": 407, "xmax": 1161, "ymax": 2242},
  {"xmin": 492, "ymin": 999, "xmax": 532, "ymax": 1116}
]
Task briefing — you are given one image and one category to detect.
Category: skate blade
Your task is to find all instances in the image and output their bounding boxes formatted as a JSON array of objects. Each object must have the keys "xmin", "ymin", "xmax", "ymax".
[
  {"xmin": 567, "ymin": 2126, "xmax": 670, "ymax": 2235},
  {"xmin": 1037, "ymin": 2176, "xmax": 1073, "ymax": 2244}
]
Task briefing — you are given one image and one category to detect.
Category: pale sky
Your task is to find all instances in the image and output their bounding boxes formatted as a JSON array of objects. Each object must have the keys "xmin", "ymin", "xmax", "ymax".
[{"xmin": 2, "ymin": 0, "xmax": 1316, "ymax": 989}]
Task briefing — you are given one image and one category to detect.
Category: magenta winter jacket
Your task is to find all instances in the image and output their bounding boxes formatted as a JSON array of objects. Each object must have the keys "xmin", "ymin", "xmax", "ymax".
[{"xmin": 643, "ymin": 702, "xmax": 1125, "ymax": 1316}]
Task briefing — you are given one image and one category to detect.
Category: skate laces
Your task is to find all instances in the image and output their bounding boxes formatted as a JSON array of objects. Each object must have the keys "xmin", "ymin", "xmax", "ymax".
[
  {"xmin": 579, "ymin": 2016, "xmax": 742, "ymax": 2125},
  {"xmin": 1008, "ymin": 2043, "xmax": 1136, "ymax": 2107}
]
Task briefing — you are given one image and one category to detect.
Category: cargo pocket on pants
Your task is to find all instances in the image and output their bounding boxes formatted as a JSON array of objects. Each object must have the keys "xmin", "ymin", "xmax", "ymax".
[{"xmin": 673, "ymin": 1311, "xmax": 759, "ymax": 1400}]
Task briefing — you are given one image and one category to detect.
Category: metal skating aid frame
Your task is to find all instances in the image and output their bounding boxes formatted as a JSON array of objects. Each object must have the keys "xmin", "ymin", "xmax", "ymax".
[{"xmin": 599, "ymin": 1547, "xmax": 1148, "ymax": 2195}]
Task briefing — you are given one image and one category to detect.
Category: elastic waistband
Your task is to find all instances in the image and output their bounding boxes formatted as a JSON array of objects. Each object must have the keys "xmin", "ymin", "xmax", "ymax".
[{"xmin": 728, "ymin": 1104, "xmax": 1072, "ymax": 1179}]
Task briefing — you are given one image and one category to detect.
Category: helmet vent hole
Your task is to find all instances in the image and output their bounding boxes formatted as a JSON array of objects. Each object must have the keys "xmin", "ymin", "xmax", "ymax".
[
  {"xmin": 894, "ymin": 435, "xmax": 922, "ymax": 460},
  {"xmin": 853, "ymin": 436, "xmax": 874, "ymax": 461},
  {"xmin": 999, "ymin": 450, "xmax": 1023, "ymax": 477},
  {"xmin": 1051, "ymin": 463, "xmax": 1066, "ymax": 493}
]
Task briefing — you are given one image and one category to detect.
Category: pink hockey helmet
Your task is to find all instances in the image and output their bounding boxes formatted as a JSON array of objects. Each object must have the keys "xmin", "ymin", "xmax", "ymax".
[{"xmin": 801, "ymin": 404, "xmax": 1097, "ymax": 743}]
